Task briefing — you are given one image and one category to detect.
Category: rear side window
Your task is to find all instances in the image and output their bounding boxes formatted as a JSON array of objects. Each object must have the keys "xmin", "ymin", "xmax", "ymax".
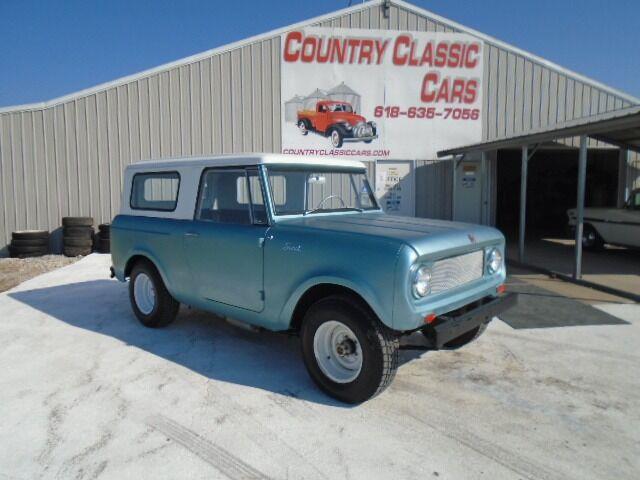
[{"xmin": 130, "ymin": 172, "xmax": 180, "ymax": 211}]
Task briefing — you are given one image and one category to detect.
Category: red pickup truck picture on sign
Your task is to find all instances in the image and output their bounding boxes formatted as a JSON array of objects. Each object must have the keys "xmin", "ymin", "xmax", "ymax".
[{"xmin": 297, "ymin": 100, "xmax": 378, "ymax": 148}]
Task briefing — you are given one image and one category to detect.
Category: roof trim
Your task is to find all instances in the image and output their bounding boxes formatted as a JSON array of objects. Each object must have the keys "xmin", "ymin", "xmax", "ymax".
[
  {"xmin": 125, "ymin": 154, "xmax": 367, "ymax": 171},
  {"xmin": 0, "ymin": 0, "xmax": 637, "ymax": 114},
  {"xmin": 437, "ymin": 105, "xmax": 640, "ymax": 156}
]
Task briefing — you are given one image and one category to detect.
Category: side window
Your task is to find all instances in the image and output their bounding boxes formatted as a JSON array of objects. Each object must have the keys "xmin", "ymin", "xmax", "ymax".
[
  {"xmin": 130, "ymin": 172, "xmax": 180, "ymax": 211},
  {"xmin": 630, "ymin": 191, "xmax": 640, "ymax": 209},
  {"xmin": 196, "ymin": 169, "xmax": 251, "ymax": 225},
  {"xmin": 236, "ymin": 170, "xmax": 268, "ymax": 225}
]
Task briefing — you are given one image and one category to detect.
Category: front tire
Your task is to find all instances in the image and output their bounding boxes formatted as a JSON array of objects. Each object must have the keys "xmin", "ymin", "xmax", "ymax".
[
  {"xmin": 582, "ymin": 224, "xmax": 604, "ymax": 251},
  {"xmin": 129, "ymin": 261, "xmax": 179, "ymax": 328},
  {"xmin": 329, "ymin": 128, "xmax": 344, "ymax": 148},
  {"xmin": 301, "ymin": 296, "xmax": 399, "ymax": 404}
]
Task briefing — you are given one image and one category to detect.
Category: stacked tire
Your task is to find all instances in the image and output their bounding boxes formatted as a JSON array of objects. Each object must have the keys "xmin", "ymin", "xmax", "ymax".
[
  {"xmin": 8, "ymin": 230, "xmax": 50, "ymax": 258},
  {"xmin": 96, "ymin": 223, "xmax": 110, "ymax": 253},
  {"xmin": 63, "ymin": 217, "xmax": 94, "ymax": 257}
]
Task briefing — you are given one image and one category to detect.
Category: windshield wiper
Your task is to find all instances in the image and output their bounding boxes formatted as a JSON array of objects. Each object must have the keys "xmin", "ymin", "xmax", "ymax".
[{"xmin": 304, "ymin": 207, "xmax": 363, "ymax": 216}]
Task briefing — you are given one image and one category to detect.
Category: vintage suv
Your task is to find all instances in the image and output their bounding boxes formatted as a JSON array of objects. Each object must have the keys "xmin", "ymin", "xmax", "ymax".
[
  {"xmin": 297, "ymin": 100, "xmax": 377, "ymax": 148},
  {"xmin": 111, "ymin": 154, "xmax": 516, "ymax": 403}
]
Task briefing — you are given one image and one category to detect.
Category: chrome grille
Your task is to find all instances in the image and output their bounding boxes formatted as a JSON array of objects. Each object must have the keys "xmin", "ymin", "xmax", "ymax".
[{"xmin": 430, "ymin": 250, "xmax": 484, "ymax": 294}]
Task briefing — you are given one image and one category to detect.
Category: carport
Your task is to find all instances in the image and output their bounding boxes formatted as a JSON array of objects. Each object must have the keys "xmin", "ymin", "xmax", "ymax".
[{"xmin": 438, "ymin": 105, "xmax": 640, "ymax": 300}]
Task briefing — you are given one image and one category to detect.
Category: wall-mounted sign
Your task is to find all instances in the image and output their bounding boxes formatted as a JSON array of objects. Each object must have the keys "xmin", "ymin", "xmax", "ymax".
[{"xmin": 281, "ymin": 27, "xmax": 484, "ymax": 160}]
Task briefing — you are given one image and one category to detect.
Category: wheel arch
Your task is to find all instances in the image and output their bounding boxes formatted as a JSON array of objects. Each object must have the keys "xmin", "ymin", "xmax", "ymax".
[
  {"xmin": 124, "ymin": 252, "xmax": 171, "ymax": 290},
  {"xmin": 286, "ymin": 280, "xmax": 387, "ymax": 333}
]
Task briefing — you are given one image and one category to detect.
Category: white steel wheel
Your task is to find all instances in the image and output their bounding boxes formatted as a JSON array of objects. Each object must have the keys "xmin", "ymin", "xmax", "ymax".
[
  {"xmin": 313, "ymin": 320, "xmax": 363, "ymax": 384},
  {"xmin": 133, "ymin": 272, "xmax": 157, "ymax": 315},
  {"xmin": 330, "ymin": 130, "xmax": 341, "ymax": 147},
  {"xmin": 298, "ymin": 120, "xmax": 308, "ymax": 135}
]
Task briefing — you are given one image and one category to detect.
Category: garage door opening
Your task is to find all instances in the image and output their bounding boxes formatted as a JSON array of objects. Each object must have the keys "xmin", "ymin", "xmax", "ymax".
[{"xmin": 496, "ymin": 148, "xmax": 620, "ymax": 240}]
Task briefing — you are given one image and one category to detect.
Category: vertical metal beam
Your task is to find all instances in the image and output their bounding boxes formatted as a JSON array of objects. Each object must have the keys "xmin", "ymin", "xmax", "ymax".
[
  {"xmin": 480, "ymin": 151, "xmax": 487, "ymax": 225},
  {"xmin": 617, "ymin": 149, "xmax": 629, "ymax": 208},
  {"xmin": 574, "ymin": 135, "xmax": 588, "ymax": 279},
  {"xmin": 519, "ymin": 145, "xmax": 528, "ymax": 263}
]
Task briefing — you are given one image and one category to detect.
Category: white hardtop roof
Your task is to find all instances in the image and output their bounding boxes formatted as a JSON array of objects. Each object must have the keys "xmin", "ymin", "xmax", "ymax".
[{"xmin": 125, "ymin": 154, "xmax": 367, "ymax": 171}]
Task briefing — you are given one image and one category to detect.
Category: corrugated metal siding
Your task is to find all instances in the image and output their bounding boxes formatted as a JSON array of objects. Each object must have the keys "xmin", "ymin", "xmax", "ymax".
[
  {"xmin": 0, "ymin": 1, "xmax": 636, "ymax": 253},
  {"xmin": 415, "ymin": 160, "xmax": 453, "ymax": 219}
]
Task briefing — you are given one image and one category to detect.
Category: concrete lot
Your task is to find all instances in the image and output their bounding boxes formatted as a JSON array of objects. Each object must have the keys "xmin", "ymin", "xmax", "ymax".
[
  {"xmin": 506, "ymin": 237, "xmax": 640, "ymax": 297},
  {"xmin": 0, "ymin": 254, "xmax": 638, "ymax": 479}
]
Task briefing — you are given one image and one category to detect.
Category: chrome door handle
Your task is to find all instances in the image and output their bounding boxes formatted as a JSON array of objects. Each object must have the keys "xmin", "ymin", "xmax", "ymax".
[{"xmin": 184, "ymin": 232, "xmax": 199, "ymax": 237}]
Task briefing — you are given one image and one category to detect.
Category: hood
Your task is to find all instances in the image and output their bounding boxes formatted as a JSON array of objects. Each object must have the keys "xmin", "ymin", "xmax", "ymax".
[
  {"xmin": 332, "ymin": 113, "xmax": 367, "ymax": 126},
  {"xmin": 278, "ymin": 212, "xmax": 503, "ymax": 257}
]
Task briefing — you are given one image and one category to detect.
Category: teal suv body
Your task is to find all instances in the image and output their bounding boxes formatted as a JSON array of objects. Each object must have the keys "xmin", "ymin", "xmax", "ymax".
[{"xmin": 111, "ymin": 154, "xmax": 516, "ymax": 403}]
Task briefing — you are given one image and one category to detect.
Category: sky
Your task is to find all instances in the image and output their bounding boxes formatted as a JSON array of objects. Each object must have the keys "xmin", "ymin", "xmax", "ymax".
[{"xmin": 0, "ymin": 0, "xmax": 638, "ymax": 108}]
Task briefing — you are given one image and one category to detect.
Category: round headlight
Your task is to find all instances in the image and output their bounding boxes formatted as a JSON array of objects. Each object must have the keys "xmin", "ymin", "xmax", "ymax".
[
  {"xmin": 412, "ymin": 265, "xmax": 432, "ymax": 298},
  {"xmin": 487, "ymin": 248, "xmax": 503, "ymax": 274}
]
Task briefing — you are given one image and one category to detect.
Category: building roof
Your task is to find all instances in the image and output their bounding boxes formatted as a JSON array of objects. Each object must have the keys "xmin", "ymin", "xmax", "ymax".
[
  {"xmin": 437, "ymin": 105, "xmax": 640, "ymax": 156},
  {"xmin": 1, "ymin": 0, "xmax": 637, "ymax": 114},
  {"xmin": 125, "ymin": 154, "xmax": 367, "ymax": 171}
]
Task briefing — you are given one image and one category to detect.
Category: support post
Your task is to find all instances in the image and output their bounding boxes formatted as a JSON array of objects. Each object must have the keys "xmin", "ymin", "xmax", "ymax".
[
  {"xmin": 519, "ymin": 145, "xmax": 528, "ymax": 263},
  {"xmin": 574, "ymin": 135, "xmax": 588, "ymax": 279},
  {"xmin": 617, "ymin": 149, "xmax": 629, "ymax": 208},
  {"xmin": 481, "ymin": 151, "xmax": 487, "ymax": 225}
]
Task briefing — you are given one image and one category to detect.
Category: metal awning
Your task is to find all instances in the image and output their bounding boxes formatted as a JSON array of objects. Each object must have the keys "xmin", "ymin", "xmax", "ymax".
[
  {"xmin": 436, "ymin": 105, "xmax": 639, "ymax": 286},
  {"xmin": 437, "ymin": 105, "xmax": 640, "ymax": 157}
]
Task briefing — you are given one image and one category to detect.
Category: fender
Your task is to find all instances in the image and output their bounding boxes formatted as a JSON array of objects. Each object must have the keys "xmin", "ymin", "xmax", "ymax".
[
  {"xmin": 278, "ymin": 274, "xmax": 391, "ymax": 329},
  {"xmin": 123, "ymin": 247, "xmax": 174, "ymax": 293}
]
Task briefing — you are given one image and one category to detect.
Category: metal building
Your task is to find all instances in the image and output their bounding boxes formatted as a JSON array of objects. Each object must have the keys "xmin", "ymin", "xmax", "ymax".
[{"xmin": 0, "ymin": 0, "xmax": 638, "ymax": 255}]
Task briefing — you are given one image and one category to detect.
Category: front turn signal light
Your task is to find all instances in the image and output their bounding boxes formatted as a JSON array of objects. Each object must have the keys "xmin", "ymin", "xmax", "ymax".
[{"xmin": 424, "ymin": 313, "xmax": 437, "ymax": 324}]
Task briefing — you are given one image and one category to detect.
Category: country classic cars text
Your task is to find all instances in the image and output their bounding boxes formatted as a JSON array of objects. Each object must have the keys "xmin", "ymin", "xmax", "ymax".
[{"xmin": 283, "ymin": 30, "xmax": 481, "ymax": 104}]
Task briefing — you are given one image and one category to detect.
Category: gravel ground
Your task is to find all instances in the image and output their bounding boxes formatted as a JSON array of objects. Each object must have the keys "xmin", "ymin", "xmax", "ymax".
[{"xmin": 0, "ymin": 255, "xmax": 79, "ymax": 293}]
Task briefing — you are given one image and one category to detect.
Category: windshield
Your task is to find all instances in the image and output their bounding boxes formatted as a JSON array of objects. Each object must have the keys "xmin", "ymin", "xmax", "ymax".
[
  {"xmin": 330, "ymin": 103, "xmax": 353, "ymax": 112},
  {"xmin": 266, "ymin": 167, "xmax": 378, "ymax": 216}
]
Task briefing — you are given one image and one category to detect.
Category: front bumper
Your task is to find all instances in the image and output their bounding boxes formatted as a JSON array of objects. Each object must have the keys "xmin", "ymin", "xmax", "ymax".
[
  {"xmin": 422, "ymin": 293, "xmax": 517, "ymax": 348},
  {"xmin": 343, "ymin": 134, "xmax": 378, "ymax": 143}
]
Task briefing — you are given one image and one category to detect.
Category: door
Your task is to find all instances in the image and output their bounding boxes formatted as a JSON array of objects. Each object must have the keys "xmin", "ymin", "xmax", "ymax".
[
  {"xmin": 453, "ymin": 159, "xmax": 483, "ymax": 224},
  {"xmin": 375, "ymin": 160, "xmax": 415, "ymax": 216},
  {"xmin": 184, "ymin": 168, "xmax": 269, "ymax": 312},
  {"xmin": 316, "ymin": 104, "xmax": 330, "ymax": 132}
]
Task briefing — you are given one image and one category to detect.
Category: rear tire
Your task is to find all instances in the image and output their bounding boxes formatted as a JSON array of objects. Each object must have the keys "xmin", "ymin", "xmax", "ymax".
[
  {"xmin": 297, "ymin": 119, "xmax": 309, "ymax": 136},
  {"xmin": 301, "ymin": 295, "xmax": 399, "ymax": 404},
  {"xmin": 129, "ymin": 261, "xmax": 179, "ymax": 328}
]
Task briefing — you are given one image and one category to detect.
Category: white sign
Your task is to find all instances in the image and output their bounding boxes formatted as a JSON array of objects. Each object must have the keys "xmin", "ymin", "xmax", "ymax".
[
  {"xmin": 281, "ymin": 27, "xmax": 483, "ymax": 160},
  {"xmin": 375, "ymin": 161, "xmax": 415, "ymax": 216}
]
